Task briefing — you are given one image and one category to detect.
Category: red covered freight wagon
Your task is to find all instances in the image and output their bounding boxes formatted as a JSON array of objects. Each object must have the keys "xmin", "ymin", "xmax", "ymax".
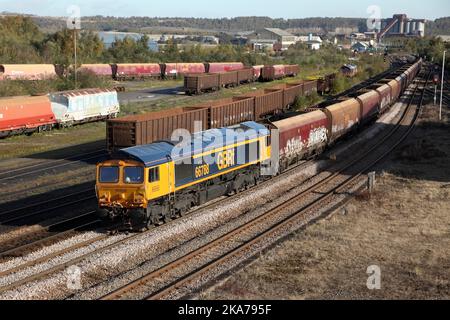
[
  {"xmin": 0, "ymin": 96, "xmax": 56, "ymax": 137},
  {"xmin": 78, "ymin": 64, "xmax": 113, "ymax": 77},
  {"xmin": 205, "ymin": 62, "xmax": 244, "ymax": 73},
  {"xmin": 272, "ymin": 110, "xmax": 329, "ymax": 171},
  {"xmin": 0, "ymin": 64, "xmax": 57, "ymax": 81},
  {"xmin": 162, "ymin": 63, "xmax": 206, "ymax": 78},
  {"xmin": 113, "ymin": 63, "xmax": 161, "ymax": 80},
  {"xmin": 261, "ymin": 65, "xmax": 286, "ymax": 81}
]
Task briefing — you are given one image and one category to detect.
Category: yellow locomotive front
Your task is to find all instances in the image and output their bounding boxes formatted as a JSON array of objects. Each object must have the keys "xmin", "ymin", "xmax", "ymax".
[{"xmin": 96, "ymin": 159, "xmax": 148, "ymax": 224}]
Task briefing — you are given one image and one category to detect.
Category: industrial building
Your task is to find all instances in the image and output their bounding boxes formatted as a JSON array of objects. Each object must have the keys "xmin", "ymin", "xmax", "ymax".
[
  {"xmin": 247, "ymin": 28, "xmax": 297, "ymax": 51},
  {"xmin": 297, "ymin": 34, "xmax": 323, "ymax": 50},
  {"xmin": 378, "ymin": 14, "xmax": 426, "ymax": 40}
]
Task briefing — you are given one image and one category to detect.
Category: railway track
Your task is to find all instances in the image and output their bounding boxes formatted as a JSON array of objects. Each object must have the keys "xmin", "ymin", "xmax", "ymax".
[
  {"xmin": 0, "ymin": 158, "xmax": 316, "ymax": 296},
  {"xmin": 99, "ymin": 68, "xmax": 431, "ymax": 300},
  {"xmin": 0, "ymin": 212, "xmax": 100, "ymax": 259},
  {"xmin": 0, "ymin": 188, "xmax": 99, "ymax": 259},
  {"xmin": 330, "ymin": 63, "xmax": 406, "ymax": 100},
  {"xmin": 0, "ymin": 149, "xmax": 107, "ymax": 183},
  {"xmin": 0, "ymin": 188, "xmax": 96, "ymax": 225}
]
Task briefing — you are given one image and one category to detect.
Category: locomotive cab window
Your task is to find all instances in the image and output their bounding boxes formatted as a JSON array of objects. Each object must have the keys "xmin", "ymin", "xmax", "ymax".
[
  {"xmin": 99, "ymin": 166, "xmax": 119, "ymax": 183},
  {"xmin": 149, "ymin": 167, "xmax": 160, "ymax": 183},
  {"xmin": 124, "ymin": 167, "xmax": 144, "ymax": 184}
]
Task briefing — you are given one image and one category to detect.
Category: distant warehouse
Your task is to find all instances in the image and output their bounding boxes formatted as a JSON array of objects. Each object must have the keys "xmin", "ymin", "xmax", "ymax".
[{"xmin": 247, "ymin": 28, "xmax": 297, "ymax": 51}]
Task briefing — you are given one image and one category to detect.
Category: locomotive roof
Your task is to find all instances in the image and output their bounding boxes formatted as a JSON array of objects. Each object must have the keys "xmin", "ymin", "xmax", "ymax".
[{"xmin": 119, "ymin": 121, "xmax": 269, "ymax": 167}]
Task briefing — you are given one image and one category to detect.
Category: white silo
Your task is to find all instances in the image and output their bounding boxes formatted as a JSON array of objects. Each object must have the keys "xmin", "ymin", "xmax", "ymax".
[
  {"xmin": 406, "ymin": 21, "xmax": 411, "ymax": 34},
  {"xmin": 417, "ymin": 21, "xmax": 425, "ymax": 37}
]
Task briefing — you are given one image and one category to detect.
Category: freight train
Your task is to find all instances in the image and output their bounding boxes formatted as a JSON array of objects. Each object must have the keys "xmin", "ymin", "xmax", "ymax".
[
  {"xmin": 184, "ymin": 65, "xmax": 300, "ymax": 95},
  {"xmin": 95, "ymin": 59, "xmax": 422, "ymax": 229},
  {"xmin": 0, "ymin": 62, "xmax": 299, "ymax": 82},
  {"xmin": 0, "ymin": 88, "xmax": 120, "ymax": 138}
]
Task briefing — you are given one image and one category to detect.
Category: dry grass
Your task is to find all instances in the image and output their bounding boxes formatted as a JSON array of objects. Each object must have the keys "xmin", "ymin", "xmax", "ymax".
[{"xmin": 200, "ymin": 102, "xmax": 450, "ymax": 300}]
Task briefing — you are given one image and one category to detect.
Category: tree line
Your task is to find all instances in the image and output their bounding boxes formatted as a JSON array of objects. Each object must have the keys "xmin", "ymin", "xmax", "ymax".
[{"xmin": 26, "ymin": 15, "xmax": 450, "ymax": 36}]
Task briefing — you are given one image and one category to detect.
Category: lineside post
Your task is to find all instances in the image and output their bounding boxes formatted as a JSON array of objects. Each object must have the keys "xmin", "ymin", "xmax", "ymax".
[
  {"xmin": 440, "ymin": 51, "xmax": 446, "ymax": 121},
  {"xmin": 368, "ymin": 172, "xmax": 376, "ymax": 194}
]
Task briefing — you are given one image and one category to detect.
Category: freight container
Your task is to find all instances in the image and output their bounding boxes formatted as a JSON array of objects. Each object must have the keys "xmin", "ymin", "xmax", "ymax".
[
  {"xmin": 113, "ymin": 63, "xmax": 161, "ymax": 80},
  {"xmin": 0, "ymin": 64, "xmax": 57, "ymax": 81},
  {"xmin": 239, "ymin": 88, "xmax": 284, "ymax": 120},
  {"xmin": 272, "ymin": 110, "xmax": 329, "ymax": 170},
  {"xmin": 218, "ymin": 71, "xmax": 239, "ymax": 88},
  {"xmin": 78, "ymin": 64, "xmax": 113, "ymax": 77},
  {"xmin": 355, "ymin": 90, "xmax": 380, "ymax": 124},
  {"xmin": 205, "ymin": 62, "xmax": 244, "ymax": 73},
  {"xmin": 184, "ymin": 73, "xmax": 220, "ymax": 95},
  {"xmin": 237, "ymin": 68, "xmax": 255, "ymax": 84},
  {"xmin": 50, "ymin": 88, "xmax": 120, "ymax": 126},
  {"xmin": 106, "ymin": 107, "xmax": 209, "ymax": 151},
  {"xmin": 0, "ymin": 96, "xmax": 56, "ymax": 137},
  {"xmin": 261, "ymin": 65, "xmax": 286, "ymax": 81},
  {"xmin": 323, "ymin": 98, "xmax": 360, "ymax": 143},
  {"xmin": 162, "ymin": 63, "xmax": 206, "ymax": 78}
]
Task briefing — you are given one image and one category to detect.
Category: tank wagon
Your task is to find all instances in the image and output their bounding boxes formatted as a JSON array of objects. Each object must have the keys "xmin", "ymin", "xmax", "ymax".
[{"xmin": 96, "ymin": 58, "xmax": 422, "ymax": 229}]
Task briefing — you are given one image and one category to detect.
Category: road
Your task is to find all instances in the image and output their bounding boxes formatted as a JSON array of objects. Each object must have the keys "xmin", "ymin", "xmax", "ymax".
[{"xmin": 118, "ymin": 86, "xmax": 185, "ymax": 104}]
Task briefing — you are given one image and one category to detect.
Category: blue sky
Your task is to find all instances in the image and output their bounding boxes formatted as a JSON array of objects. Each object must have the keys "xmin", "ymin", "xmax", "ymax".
[{"xmin": 0, "ymin": 0, "xmax": 448, "ymax": 20}]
